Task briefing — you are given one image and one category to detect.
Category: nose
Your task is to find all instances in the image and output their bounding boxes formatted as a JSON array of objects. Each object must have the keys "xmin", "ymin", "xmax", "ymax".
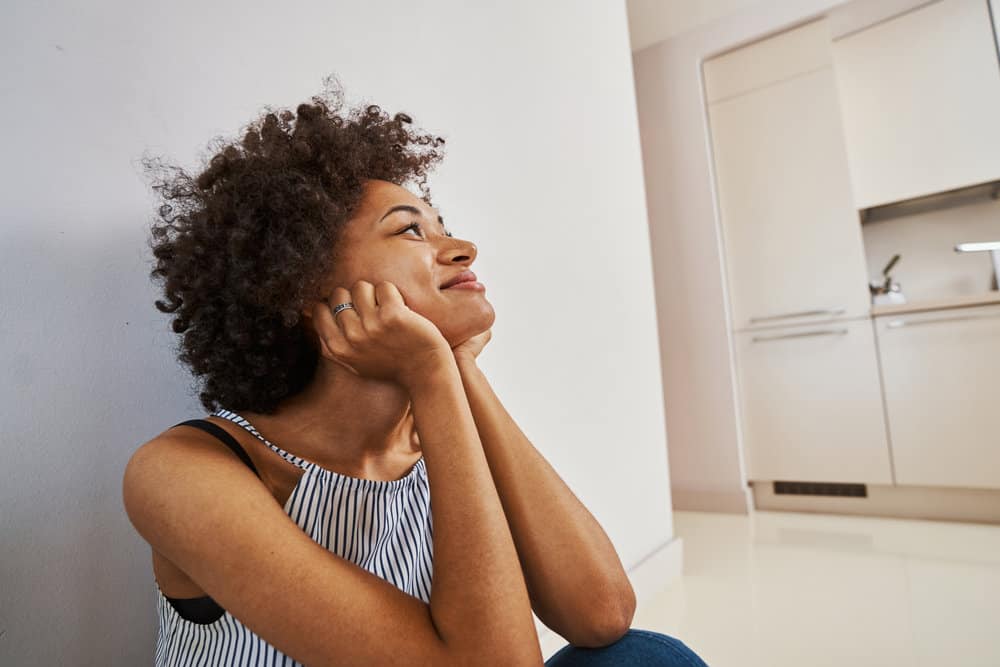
[{"xmin": 441, "ymin": 237, "xmax": 477, "ymax": 264}]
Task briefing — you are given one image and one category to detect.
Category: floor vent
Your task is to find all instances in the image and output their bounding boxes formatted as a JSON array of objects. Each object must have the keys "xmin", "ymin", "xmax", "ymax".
[{"xmin": 773, "ymin": 481, "xmax": 867, "ymax": 497}]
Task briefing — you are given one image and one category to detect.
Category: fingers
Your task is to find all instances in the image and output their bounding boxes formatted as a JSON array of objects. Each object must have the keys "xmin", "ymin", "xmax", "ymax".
[
  {"xmin": 328, "ymin": 286, "xmax": 361, "ymax": 339},
  {"xmin": 310, "ymin": 287, "xmax": 357, "ymax": 372},
  {"xmin": 312, "ymin": 280, "xmax": 390, "ymax": 376},
  {"xmin": 351, "ymin": 281, "xmax": 377, "ymax": 323},
  {"xmin": 374, "ymin": 281, "xmax": 404, "ymax": 312}
]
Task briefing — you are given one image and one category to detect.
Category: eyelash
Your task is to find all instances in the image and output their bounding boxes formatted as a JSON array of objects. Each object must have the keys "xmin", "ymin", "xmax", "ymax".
[{"xmin": 400, "ymin": 222, "xmax": 454, "ymax": 239}]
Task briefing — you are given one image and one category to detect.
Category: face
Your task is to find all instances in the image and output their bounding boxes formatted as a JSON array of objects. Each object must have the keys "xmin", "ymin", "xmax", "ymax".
[{"xmin": 317, "ymin": 179, "xmax": 494, "ymax": 348}]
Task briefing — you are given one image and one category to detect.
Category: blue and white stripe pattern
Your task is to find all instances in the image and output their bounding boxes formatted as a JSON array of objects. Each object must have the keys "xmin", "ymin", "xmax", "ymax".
[{"xmin": 153, "ymin": 408, "xmax": 434, "ymax": 666}]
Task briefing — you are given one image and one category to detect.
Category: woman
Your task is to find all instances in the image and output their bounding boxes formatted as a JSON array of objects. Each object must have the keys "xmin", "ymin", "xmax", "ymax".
[{"xmin": 123, "ymin": 76, "xmax": 708, "ymax": 666}]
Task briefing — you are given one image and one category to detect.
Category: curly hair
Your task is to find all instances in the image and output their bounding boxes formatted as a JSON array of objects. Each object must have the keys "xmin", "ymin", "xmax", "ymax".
[{"xmin": 142, "ymin": 74, "xmax": 446, "ymax": 414}]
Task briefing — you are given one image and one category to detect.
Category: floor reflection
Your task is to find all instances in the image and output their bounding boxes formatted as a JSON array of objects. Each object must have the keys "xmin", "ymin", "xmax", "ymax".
[{"xmin": 634, "ymin": 510, "xmax": 1000, "ymax": 667}]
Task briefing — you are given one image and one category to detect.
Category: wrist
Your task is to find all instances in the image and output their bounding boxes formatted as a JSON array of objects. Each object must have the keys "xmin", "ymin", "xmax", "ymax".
[
  {"xmin": 453, "ymin": 350, "xmax": 479, "ymax": 369},
  {"xmin": 400, "ymin": 348, "xmax": 460, "ymax": 392}
]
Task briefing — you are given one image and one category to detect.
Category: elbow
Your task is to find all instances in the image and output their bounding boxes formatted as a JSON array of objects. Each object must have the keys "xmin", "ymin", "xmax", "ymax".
[{"xmin": 574, "ymin": 581, "xmax": 637, "ymax": 648}]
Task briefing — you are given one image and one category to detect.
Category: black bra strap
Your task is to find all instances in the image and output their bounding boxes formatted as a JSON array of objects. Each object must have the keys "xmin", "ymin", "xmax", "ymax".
[{"xmin": 174, "ymin": 419, "xmax": 262, "ymax": 480}]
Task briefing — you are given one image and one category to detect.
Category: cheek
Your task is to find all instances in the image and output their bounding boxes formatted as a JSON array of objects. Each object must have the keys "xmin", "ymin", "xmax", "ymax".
[
  {"xmin": 333, "ymin": 260, "xmax": 417, "ymax": 296},
  {"xmin": 385, "ymin": 265, "xmax": 436, "ymax": 301},
  {"xmin": 333, "ymin": 251, "xmax": 437, "ymax": 308},
  {"xmin": 368, "ymin": 274, "xmax": 438, "ymax": 314}
]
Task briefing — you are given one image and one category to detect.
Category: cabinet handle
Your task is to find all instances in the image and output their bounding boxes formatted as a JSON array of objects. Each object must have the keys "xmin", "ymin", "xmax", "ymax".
[
  {"xmin": 751, "ymin": 328, "xmax": 849, "ymax": 342},
  {"xmin": 885, "ymin": 311, "xmax": 1000, "ymax": 329},
  {"xmin": 749, "ymin": 307, "xmax": 847, "ymax": 323}
]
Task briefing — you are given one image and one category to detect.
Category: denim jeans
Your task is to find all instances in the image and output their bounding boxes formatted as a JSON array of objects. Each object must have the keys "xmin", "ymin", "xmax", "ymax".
[{"xmin": 544, "ymin": 628, "xmax": 709, "ymax": 666}]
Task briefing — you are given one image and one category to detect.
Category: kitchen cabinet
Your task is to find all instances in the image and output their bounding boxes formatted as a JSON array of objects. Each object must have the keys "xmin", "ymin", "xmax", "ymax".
[
  {"xmin": 734, "ymin": 319, "xmax": 893, "ymax": 484},
  {"xmin": 706, "ymin": 19, "xmax": 872, "ymax": 331},
  {"xmin": 875, "ymin": 303, "xmax": 1000, "ymax": 489},
  {"xmin": 703, "ymin": 18, "xmax": 831, "ymax": 103},
  {"xmin": 832, "ymin": 0, "xmax": 1000, "ymax": 209}
]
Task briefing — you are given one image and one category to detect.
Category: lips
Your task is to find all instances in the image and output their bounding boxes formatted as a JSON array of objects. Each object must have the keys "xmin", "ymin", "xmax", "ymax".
[{"xmin": 441, "ymin": 270, "xmax": 477, "ymax": 289}]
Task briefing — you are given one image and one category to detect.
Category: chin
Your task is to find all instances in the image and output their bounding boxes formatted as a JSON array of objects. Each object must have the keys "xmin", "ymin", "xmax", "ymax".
[{"xmin": 440, "ymin": 303, "xmax": 495, "ymax": 346}]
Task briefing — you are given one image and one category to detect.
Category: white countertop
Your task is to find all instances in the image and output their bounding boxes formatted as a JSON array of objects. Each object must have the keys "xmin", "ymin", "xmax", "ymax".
[{"xmin": 871, "ymin": 292, "xmax": 1000, "ymax": 317}]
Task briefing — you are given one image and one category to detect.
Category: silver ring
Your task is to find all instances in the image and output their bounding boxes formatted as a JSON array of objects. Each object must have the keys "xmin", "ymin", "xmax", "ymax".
[{"xmin": 331, "ymin": 302, "xmax": 355, "ymax": 317}]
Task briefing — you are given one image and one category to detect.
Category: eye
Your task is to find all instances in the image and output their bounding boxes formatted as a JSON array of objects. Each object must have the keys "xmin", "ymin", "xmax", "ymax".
[
  {"xmin": 400, "ymin": 222, "xmax": 455, "ymax": 239},
  {"xmin": 400, "ymin": 222, "xmax": 424, "ymax": 238}
]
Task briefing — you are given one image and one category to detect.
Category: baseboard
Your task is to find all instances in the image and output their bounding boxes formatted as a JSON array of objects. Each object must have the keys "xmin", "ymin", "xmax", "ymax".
[
  {"xmin": 671, "ymin": 486, "xmax": 750, "ymax": 513},
  {"xmin": 752, "ymin": 480, "xmax": 1000, "ymax": 524},
  {"xmin": 626, "ymin": 535, "xmax": 684, "ymax": 606},
  {"xmin": 535, "ymin": 536, "xmax": 684, "ymax": 660}
]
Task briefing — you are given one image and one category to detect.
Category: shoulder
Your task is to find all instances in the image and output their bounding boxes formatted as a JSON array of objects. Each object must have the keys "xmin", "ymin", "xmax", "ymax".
[
  {"xmin": 122, "ymin": 422, "xmax": 263, "ymax": 536},
  {"xmin": 126, "ymin": 420, "xmax": 246, "ymax": 478}
]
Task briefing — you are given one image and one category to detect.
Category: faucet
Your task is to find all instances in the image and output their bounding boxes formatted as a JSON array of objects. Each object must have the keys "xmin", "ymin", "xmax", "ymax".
[
  {"xmin": 955, "ymin": 242, "xmax": 1000, "ymax": 291},
  {"xmin": 870, "ymin": 253, "xmax": 905, "ymax": 302}
]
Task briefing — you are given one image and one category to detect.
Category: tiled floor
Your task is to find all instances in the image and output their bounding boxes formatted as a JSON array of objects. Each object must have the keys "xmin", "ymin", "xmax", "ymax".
[{"xmin": 633, "ymin": 510, "xmax": 1000, "ymax": 667}]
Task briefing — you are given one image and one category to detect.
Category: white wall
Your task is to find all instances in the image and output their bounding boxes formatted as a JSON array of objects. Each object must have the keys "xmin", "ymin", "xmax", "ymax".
[{"xmin": 0, "ymin": 1, "xmax": 673, "ymax": 663}]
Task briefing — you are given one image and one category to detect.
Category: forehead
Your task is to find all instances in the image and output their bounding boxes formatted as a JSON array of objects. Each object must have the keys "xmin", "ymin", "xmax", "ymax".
[{"xmin": 357, "ymin": 179, "xmax": 436, "ymax": 218}]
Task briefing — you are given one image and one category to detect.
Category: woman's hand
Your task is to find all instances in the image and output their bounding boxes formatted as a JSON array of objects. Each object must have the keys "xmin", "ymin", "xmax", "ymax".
[
  {"xmin": 452, "ymin": 328, "xmax": 492, "ymax": 363},
  {"xmin": 310, "ymin": 280, "xmax": 453, "ymax": 388}
]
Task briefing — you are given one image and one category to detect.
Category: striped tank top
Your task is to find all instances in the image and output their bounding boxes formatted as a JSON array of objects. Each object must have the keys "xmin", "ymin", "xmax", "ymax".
[{"xmin": 153, "ymin": 408, "xmax": 434, "ymax": 666}]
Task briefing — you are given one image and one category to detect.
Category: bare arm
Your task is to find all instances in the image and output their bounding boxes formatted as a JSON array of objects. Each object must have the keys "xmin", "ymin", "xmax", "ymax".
[
  {"xmin": 408, "ymin": 357, "xmax": 544, "ymax": 663},
  {"xmin": 454, "ymin": 353, "xmax": 636, "ymax": 647}
]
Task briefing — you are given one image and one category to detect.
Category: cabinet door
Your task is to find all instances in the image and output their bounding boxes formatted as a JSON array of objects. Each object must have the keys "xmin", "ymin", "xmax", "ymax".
[
  {"xmin": 876, "ymin": 304, "xmax": 1000, "ymax": 489},
  {"xmin": 735, "ymin": 319, "xmax": 893, "ymax": 483},
  {"xmin": 832, "ymin": 0, "xmax": 1000, "ymax": 208},
  {"xmin": 703, "ymin": 18, "xmax": 831, "ymax": 103},
  {"xmin": 708, "ymin": 66, "xmax": 871, "ymax": 331}
]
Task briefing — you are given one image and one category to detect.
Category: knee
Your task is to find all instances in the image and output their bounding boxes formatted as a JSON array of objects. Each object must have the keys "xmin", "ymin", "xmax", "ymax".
[
  {"xmin": 545, "ymin": 627, "xmax": 709, "ymax": 667},
  {"xmin": 616, "ymin": 629, "xmax": 708, "ymax": 663}
]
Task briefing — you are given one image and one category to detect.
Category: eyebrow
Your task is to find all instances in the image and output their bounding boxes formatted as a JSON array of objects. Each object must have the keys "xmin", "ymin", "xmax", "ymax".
[{"xmin": 378, "ymin": 204, "xmax": 446, "ymax": 227}]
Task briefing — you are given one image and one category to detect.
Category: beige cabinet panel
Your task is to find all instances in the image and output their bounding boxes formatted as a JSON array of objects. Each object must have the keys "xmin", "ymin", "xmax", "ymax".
[
  {"xmin": 833, "ymin": 0, "xmax": 1000, "ymax": 208},
  {"xmin": 709, "ymin": 67, "xmax": 871, "ymax": 331},
  {"xmin": 703, "ymin": 18, "xmax": 831, "ymax": 103},
  {"xmin": 735, "ymin": 319, "xmax": 893, "ymax": 483},
  {"xmin": 876, "ymin": 304, "xmax": 1000, "ymax": 489}
]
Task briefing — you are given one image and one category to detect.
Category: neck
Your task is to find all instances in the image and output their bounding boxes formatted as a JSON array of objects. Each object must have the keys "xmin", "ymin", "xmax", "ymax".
[{"xmin": 238, "ymin": 362, "xmax": 419, "ymax": 474}]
